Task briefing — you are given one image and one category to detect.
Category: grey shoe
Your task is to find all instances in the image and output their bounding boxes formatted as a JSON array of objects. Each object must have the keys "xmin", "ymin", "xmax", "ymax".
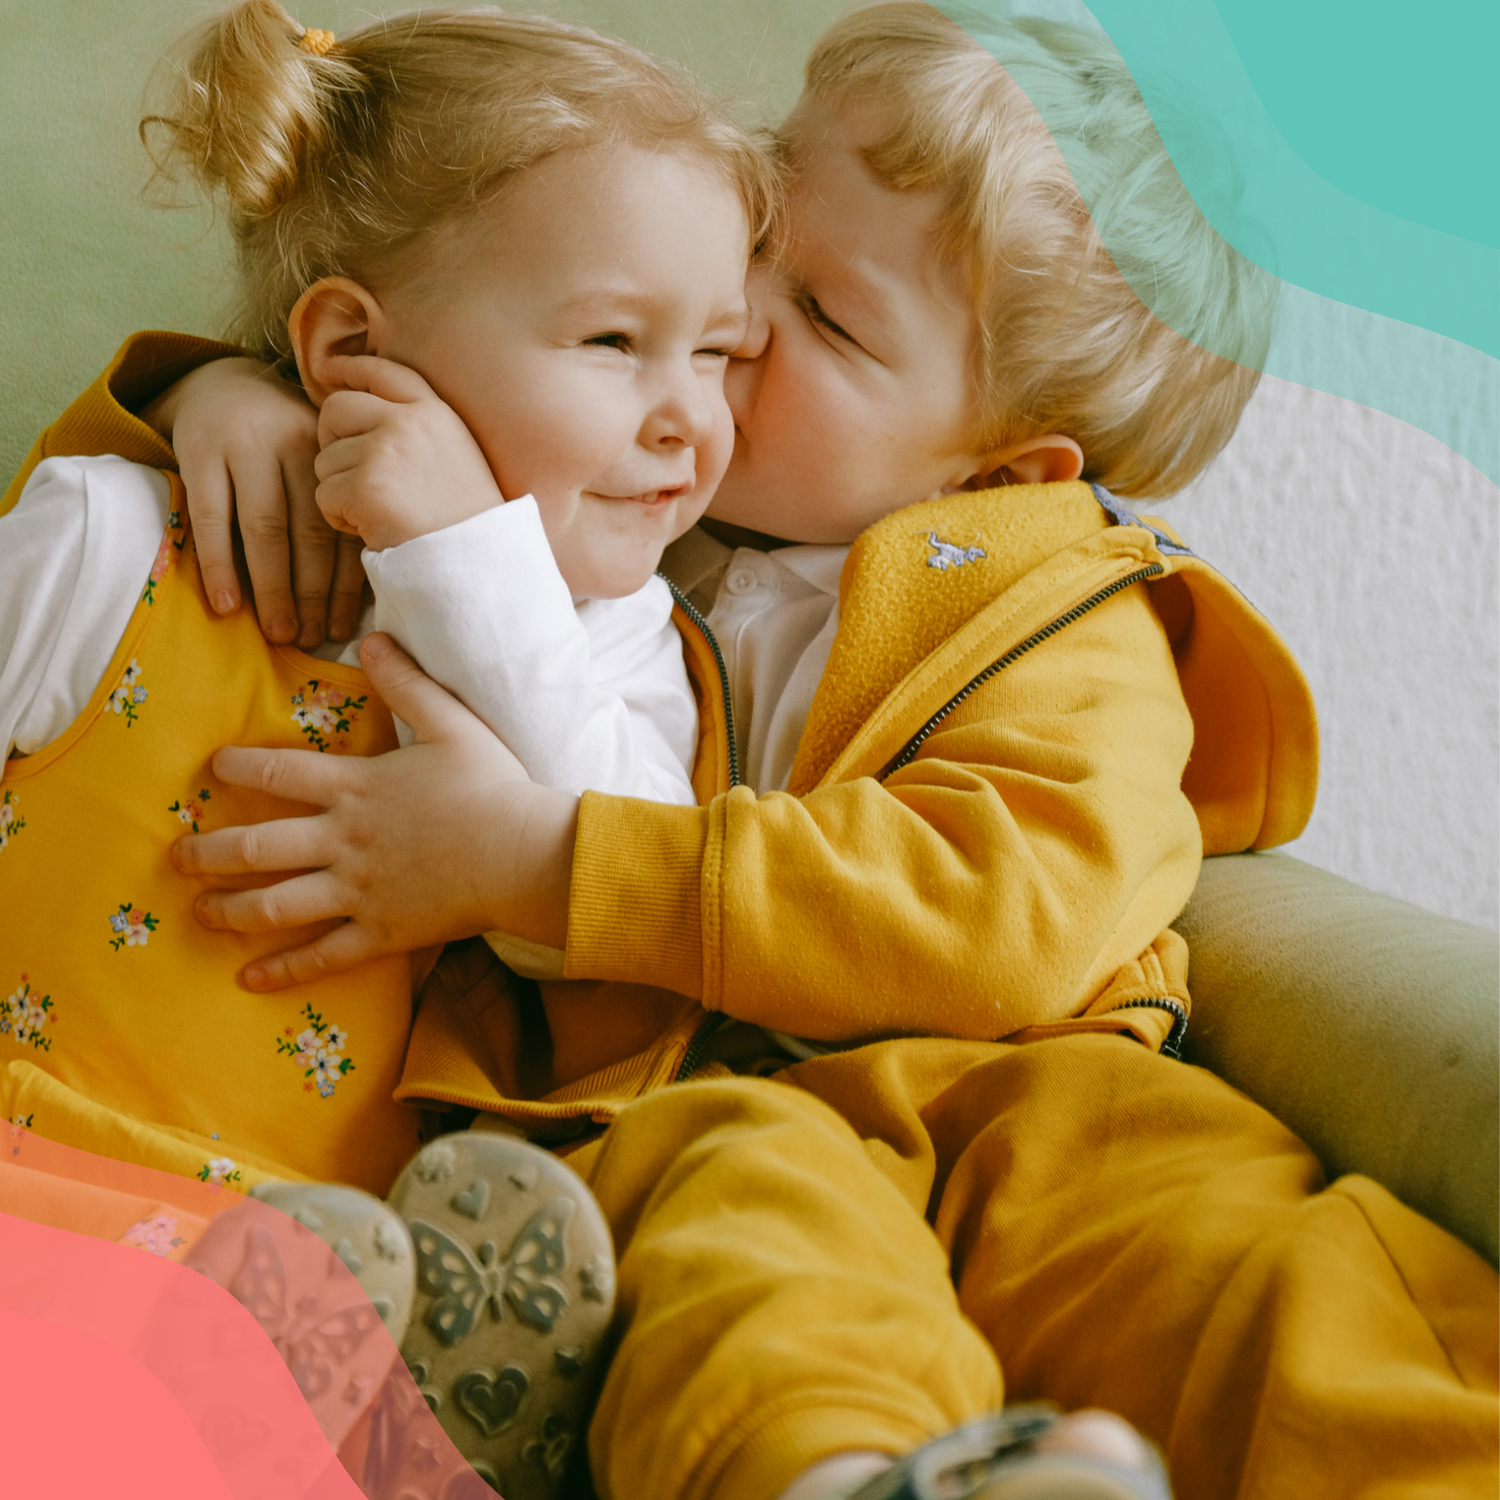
[
  {"xmin": 382, "ymin": 1131, "xmax": 616, "ymax": 1500},
  {"xmin": 187, "ymin": 1182, "xmax": 416, "ymax": 1451},
  {"xmin": 848, "ymin": 1408, "xmax": 1172, "ymax": 1500}
]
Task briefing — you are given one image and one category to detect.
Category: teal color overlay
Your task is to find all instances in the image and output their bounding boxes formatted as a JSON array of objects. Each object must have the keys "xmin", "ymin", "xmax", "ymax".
[
  {"xmin": 940, "ymin": 1, "xmax": 1499, "ymax": 482},
  {"xmin": 1210, "ymin": 0, "xmax": 1496, "ymax": 254}
]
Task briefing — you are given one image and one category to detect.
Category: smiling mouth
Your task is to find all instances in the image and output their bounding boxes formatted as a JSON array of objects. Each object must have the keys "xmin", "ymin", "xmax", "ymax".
[{"xmin": 612, "ymin": 484, "xmax": 691, "ymax": 509}]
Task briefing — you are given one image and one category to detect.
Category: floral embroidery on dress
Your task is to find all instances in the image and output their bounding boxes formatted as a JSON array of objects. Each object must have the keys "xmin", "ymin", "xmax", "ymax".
[
  {"xmin": 140, "ymin": 510, "xmax": 186, "ymax": 605},
  {"xmin": 276, "ymin": 1003, "xmax": 354, "ymax": 1098},
  {"xmin": 291, "ymin": 680, "xmax": 366, "ymax": 752},
  {"xmin": 108, "ymin": 660, "xmax": 149, "ymax": 726},
  {"xmin": 11, "ymin": 1114, "xmax": 33, "ymax": 1129},
  {"xmin": 0, "ymin": 790, "xmax": 23, "ymax": 851},
  {"xmin": 198, "ymin": 1156, "xmax": 242, "ymax": 1187},
  {"xmin": 121, "ymin": 1212, "xmax": 186, "ymax": 1257},
  {"xmin": 168, "ymin": 788, "xmax": 212, "ymax": 831},
  {"xmin": 108, "ymin": 903, "xmax": 159, "ymax": 950},
  {"xmin": 2, "ymin": 975, "xmax": 54, "ymax": 1051}
]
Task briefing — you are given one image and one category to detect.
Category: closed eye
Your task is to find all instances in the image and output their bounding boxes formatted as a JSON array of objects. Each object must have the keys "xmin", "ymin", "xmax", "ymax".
[
  {"xmin": 582, "ymin": 332, "xmax": 631, "ymax": 350},
  {"xmin": 798, "ymin": 293, "xmax": 858, "ymax": 347}
]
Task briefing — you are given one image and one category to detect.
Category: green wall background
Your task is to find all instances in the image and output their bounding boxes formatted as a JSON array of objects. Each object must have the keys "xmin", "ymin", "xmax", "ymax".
[{"xmin": 0, "ymin": 0, "xmax": 844, "ymax": 486}]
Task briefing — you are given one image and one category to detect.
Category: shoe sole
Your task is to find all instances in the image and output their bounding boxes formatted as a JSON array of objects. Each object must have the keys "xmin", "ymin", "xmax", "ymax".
[
  {"xmin": 387, "ymin": 1131, "xmax": 615, "ymax": 1500},
  {"xmin": 187, "ymin": 1183, "xmax": 415, "ymax": 1450}
]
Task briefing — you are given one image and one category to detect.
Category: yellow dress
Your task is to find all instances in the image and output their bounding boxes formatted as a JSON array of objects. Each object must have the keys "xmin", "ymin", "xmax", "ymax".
[{"xmin": 0, "ymin": 471, "xmax": 421, "ymax": 1194}]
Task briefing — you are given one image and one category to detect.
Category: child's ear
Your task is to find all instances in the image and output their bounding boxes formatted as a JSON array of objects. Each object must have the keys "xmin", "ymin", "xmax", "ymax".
[
  {"xmin": 959, "ymin": 434, "xmax": 1085, "ymax": 491},
  {"xmin": 287, "ymin": 277, "xmax": 384, "ymax": 407}
]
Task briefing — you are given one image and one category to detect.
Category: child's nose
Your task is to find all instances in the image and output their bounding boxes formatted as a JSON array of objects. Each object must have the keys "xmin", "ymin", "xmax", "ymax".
[{"xmin": 644, "ymin": 371, "xmax": 716, "ymax": 450}]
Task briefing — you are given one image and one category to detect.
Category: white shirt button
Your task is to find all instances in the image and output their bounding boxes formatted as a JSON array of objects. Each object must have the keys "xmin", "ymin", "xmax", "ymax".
[{"xmin": 726, "ymin": 567, "xmax": 759, "ymax": 596}]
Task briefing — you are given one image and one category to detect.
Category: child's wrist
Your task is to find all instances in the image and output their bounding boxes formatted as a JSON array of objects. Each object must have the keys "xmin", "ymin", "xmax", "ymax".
[
  {"xmin": 365, "ymin": 497, "xmax": 508, "ymax": 553},
  {"xmin": 482, "ymin": 783, "xmax": 577, "ymax": 949},
  {"xmin": 139, "ymin": 381, "xmax": 184, "ymax": 442}
]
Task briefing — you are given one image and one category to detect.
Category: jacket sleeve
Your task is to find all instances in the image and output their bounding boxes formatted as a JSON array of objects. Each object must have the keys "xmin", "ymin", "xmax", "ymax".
[
  {"xmin": 565, "ymin": 584, "xmax": 1204, "ymax": 1042},
  {"xmin": 1, "ymin": 332, "xmax": 240, "ymax": 516}
]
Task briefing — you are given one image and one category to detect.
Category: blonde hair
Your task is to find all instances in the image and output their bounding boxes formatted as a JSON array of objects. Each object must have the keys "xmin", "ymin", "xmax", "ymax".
[
  {"xmin": 143, "ymin": 1, "xmax": 777, "ymax": 367},
  {"xmin": 802, "ymin": 3, "xmax": 1275, "ymax": 496}
]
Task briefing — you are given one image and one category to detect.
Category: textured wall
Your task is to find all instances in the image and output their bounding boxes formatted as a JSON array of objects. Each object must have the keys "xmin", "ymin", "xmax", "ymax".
[
  {"xmin": 1158, "ymin": 376, "xmax": 1499, "ymax": 929},
  {"xmin": 3, "ymin": 0, "xmax": 1494, "ymax": 926}
]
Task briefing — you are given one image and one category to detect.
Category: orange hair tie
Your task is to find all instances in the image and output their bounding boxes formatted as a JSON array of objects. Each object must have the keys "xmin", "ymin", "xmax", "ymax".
[{"xmin": 297, "ymin": 26, "xmax": 337, "ymax": 56}]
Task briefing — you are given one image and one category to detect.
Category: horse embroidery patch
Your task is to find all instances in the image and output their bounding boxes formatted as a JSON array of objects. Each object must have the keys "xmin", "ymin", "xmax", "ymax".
[{"xmin": 924, "ymin": 532, "xmax": 986, "ymax": 571}]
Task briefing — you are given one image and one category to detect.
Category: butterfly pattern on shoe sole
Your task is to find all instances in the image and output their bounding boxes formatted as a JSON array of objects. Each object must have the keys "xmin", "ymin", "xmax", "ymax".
[
  {"xmin": 409, "ymin": 1196, "xmax": 575, "ymax": 1346},
  {"xmin": 223, "ymin": 1222, "xmax": 383, "ymax": 1399}
]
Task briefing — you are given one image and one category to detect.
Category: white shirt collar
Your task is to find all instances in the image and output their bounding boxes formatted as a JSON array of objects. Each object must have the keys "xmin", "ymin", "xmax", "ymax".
[{"xmin": 662, "ymin": 526, "xmax": 847, "ymax": 599}]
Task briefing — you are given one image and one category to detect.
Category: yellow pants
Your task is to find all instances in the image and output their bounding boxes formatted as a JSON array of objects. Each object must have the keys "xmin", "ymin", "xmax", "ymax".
[{"xmin": 574, "ymin": 1034, "xmax": 1500, "ymax": 1500}]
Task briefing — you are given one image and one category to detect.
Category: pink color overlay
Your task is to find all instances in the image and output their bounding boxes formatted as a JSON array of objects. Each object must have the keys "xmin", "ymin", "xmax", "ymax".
[{"xmin": 0, "ymin": 1127, "xmax": 481, "ymax": 1499}]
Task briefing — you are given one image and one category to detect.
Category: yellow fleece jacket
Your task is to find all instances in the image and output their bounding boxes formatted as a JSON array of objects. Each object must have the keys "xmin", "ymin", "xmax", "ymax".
[{"xmin": 3, "ymin": 333, "xmax": 1319, "ymax": 1134}]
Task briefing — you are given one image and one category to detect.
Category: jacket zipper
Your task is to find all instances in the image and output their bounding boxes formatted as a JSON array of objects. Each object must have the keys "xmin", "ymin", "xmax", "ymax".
[
  {"xmin": 673, "ymin": 1010, "xmax": 733, "ymax": 1082},
  {"xmin": 662, "ymin": 575, "xmax": 741, "ymax": 793},
  {"xmin": 880, "ymin": 563, "xmax": 1165, "ymax": 779},
  {"xmin": 661, "ymin": 573, "xmax": 739, "ymax": 1081},
  {"xmin": 1108, "ymin": 996, "xmax": 1188, "ymax": 1059},
  {"xmin": 881, "ymin": 560, "xmax": 1181, "ymax": 1062}
]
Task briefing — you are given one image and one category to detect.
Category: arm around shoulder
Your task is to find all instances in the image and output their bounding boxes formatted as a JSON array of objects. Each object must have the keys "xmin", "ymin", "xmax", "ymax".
[{"xmin": 2, "ymin": 332, "xmax": 238, "ymax": 515}]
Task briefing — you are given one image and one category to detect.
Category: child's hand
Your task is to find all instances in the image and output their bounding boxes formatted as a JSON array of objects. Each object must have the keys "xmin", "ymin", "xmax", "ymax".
[
  {"xmin": 143, "ymin": 358, "xmax": 365, "ymax": 648},
  {"xmin": 314, "ymin": 356, "xmax": 507, "ymax": 552},
  {"xmin": 172, "ymin": 633, "xmax": 577, "ymax": 986}
]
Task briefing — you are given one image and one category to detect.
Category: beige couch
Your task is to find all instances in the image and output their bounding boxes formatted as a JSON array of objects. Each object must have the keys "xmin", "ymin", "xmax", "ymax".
[{"xmin": 1178, "ymin": 853, "xmax": 1498, "ymax": 1265}]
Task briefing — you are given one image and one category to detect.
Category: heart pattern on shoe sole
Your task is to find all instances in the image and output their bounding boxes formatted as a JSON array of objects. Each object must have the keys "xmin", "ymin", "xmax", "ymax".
[
  {"xmin": 451, "ymin": 1178, "xmax": 492, "ymax": 1220},
  {"xmin": 454, "ymin": 1364, "xmax": 531, "ymax": 1437}
]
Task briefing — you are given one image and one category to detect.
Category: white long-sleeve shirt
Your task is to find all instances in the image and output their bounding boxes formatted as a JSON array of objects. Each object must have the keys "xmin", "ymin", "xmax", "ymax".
[
  {"xmin": 364, "ymin": 498, "xmax": 696, "ymax": 804},
  {"xmin": 0, "ymin": 457, "xmax": 174, "ymax": 760},
  {"xmin": 0, "ymin": 457, "xmax": 697, "ymax": 809}
]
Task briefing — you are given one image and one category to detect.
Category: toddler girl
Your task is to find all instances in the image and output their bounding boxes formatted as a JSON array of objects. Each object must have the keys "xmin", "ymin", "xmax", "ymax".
[
  {"xmin": 0, "ymin": 0, "xmax": 770, "ymax": 1179},
  {"xmin": 0, "ymin": 3, "xmax": 771, "ymax": 1489}
]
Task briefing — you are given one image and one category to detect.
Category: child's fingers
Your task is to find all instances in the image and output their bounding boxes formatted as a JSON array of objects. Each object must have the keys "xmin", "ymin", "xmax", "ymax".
[
  {"xmin": 209, "ymin": 740, "xmax": 367, "ymax": 807},
  {"xmin": 173, "ymin": 808, "xmax": 333, "ymax": 884},
  {"xmin": 231, "ymin": 448, "xmax": 304, "ymax": 646},
  {"xmin": 307, "ymin": 429, "xmax": 384, "ymax": 537},
  {"xmin": 242, "ymin": 924, "xmax": 380, "ymax": 991},
  {"xmin": 311, "ymin": 429, "xmax": 375, "ymax": 484},
  {"xmin": 322, "ymin": 353, "xmax": 436, "ymax": 406},
  {"xmin": 308, "ymin": 469, "xmax": 381, "ymax": 545},
  {"xmin": 177, "ymin": 451, "xmax": 241, "ymax": 617},
  {"xmin": 192, "ymin": 869, "xmax": 345, "ymax": 936},
  {"xmin": 359, "ymin": 632, "xmax": 514, "ymax": 760},
  {"xmin": 195, "ymin": 741, "xmax": 365, "ymax": 820},
  {"xmin": 281, "ymin": 452, "xmax": 339, "ymax": 649},
  {"xmin": 327, "ymin": 534, "xmax": 369, "ymax": 641},
  {"xmin": 318, "ymin": 388, "xmax": 403, "ymax": 447}
]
